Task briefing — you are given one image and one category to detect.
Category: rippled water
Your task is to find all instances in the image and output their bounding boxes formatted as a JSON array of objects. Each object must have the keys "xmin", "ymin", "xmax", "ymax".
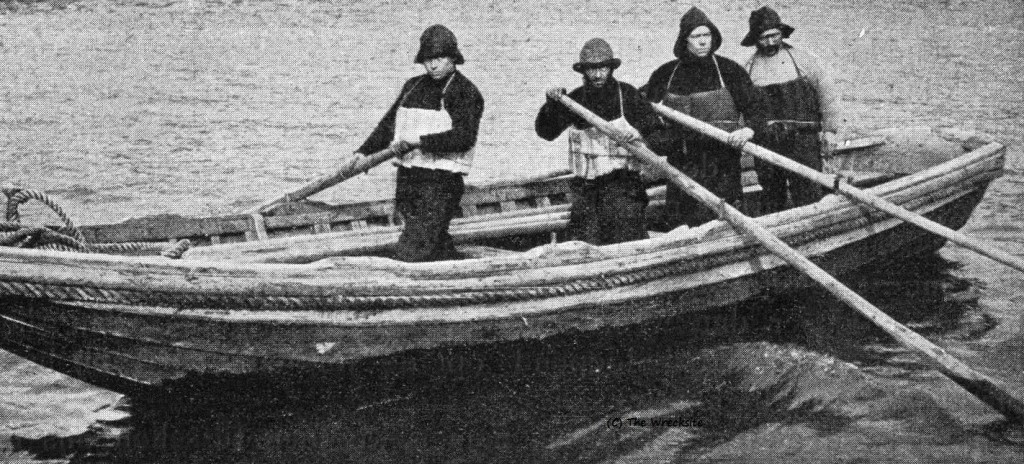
[{"xmin": 1, "ymin": 0, "xmax": 1022, "ymax": 462}]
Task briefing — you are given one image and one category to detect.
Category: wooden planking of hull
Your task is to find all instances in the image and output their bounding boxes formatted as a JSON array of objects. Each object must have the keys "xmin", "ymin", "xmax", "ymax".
[{"xmin": 0, "ymin": 126, "xmax": 1008, "ymax": 392}]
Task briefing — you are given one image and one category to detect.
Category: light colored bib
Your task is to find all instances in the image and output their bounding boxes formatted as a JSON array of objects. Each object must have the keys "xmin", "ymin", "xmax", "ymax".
[
  {"xmin": 392, "ymin": 76, "xmax": 474, "ymax": 174},
  {"xmin": 566, "ymin": 84, "xmax": 642, "ymax": 179}
]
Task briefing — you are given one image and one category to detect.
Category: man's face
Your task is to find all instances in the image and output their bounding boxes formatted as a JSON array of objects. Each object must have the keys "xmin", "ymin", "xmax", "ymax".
[
  {"xmin": 583, "ymin": 66, "xmax": 611, "ymax": 88},
  {"xmin": 757, "ymin": 28, "xmax": 783, "ymax": 57},
  {"xmin": 423, "ymin": 56, "xmax": 455, "ymax": 80},
  {"xmin": 687, "ymin": 26, "xmax": 713, "ymax": 57}
]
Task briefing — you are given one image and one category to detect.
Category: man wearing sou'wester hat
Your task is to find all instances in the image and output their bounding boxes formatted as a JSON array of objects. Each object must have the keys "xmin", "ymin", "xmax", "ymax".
[
  {"xmin": 354, "ymin": 24, "xmax": 484, "ymax": 262},
  {"xmin": 535, "ymin": 38, "xmax": 663, "ymax": 245},
  {"xmin": 742, "ymin": 6, "xmax": 844, "ymax": 214}
]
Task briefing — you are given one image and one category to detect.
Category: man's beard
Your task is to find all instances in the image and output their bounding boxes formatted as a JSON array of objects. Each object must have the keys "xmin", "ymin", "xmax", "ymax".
[
  {"xmin": 757, "ymin": 43, "xmax": 781, "ymax": 57},
  {"xmin": 584, "ymin": 73, "xmax": 610, "ymax": 89}
]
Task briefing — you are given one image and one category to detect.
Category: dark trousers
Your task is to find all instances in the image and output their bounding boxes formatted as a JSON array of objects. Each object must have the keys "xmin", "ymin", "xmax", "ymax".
[
  {"xmin": 755, "ymin": 130, "xmax": 824, "ymax": 214},
  {"xmin": 568, "ymin": 170, "xmax": 649, "ymax": 245},
  {"xmin": 664, "ymin": 139, "xmax": 743, "ymax": 228},
  {"xmin": 394, "ymin": 166, "xmax": 465, "ymax": 262}
]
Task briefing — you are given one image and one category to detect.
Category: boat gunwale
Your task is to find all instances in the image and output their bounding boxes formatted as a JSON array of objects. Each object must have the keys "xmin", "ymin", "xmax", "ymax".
[
  {"xmin": 0, "ymin": 150, "xmax": 999, "ymax": 311},
  {"xmin": 8, "ymin": 175, "xmax": 993, "ymax": 330}
]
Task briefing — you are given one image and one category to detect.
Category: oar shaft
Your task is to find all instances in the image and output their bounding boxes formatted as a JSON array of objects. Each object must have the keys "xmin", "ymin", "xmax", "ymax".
[
  {"xmin": 556, "ymin": 94, "xmax": 1024, "ymax": 423},
  {"xmin": 254, "ymin": 146, "xmax": 402, "ymax": 214},
  {"xmin": 651, "ymin": 103, "xmax": 1024, "ymax": 274},
  {"xmin": 471, "ymin": 168, "xmax": 574, "ymax": 190}
]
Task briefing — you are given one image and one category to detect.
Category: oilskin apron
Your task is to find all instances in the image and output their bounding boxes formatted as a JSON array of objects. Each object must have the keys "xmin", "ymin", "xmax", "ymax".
[
  {"xmin": 564, "ymin": 84, "xmax": 648, "ymax": 244},
  {"xmin": 752, "ymin": 48, "xmax": 824, "ymax": 212},
  {"xmin": 659, "ymin": 55, "xmax": 743, "ymax": 227},
  {"xmin": 391, "ymin": 75, "xmax": 469, "ymax": 262},
  {"xmin": 392, "ymin": 76, "xmax": 474, "ymax": 174},
  {"xmin": 756, "ymin": 48, "xmax": 822, "ymax": 134},
  {"xmin": 661, "ymin": 55, "xmax": 742, "ymax": 133}
]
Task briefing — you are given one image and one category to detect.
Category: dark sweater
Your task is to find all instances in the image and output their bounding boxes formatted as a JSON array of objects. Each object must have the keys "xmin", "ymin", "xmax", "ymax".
[
  {"xmin": 535, "ymin": 78, "xmax": 662, "ymax": 141},
  {"xmin": 357, "ymin": 70, "xmax": 484, "ymax": 155}
]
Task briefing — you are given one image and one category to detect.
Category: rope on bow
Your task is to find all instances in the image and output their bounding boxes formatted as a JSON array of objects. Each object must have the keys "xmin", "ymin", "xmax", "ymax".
[{"xmin": 1, "ymin": 185, "xmax": 190, "ymax": 258}]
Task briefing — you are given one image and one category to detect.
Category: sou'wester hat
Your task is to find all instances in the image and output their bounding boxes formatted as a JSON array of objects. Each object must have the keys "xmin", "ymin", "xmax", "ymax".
[
  {"xmin": 741, "ymin": 6, "xmax": 795, "ymax": 47},
  {"xmin": 415, "ymin": 24, "xmax": 465, "ymax": 64},
  {"xmin": 572, "ymin": 38, "xmax": 621, "ymax": 73}
]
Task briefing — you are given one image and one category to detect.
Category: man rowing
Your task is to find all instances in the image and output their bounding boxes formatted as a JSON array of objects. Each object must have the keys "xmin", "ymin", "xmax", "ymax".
[
  {"xmin": 354, "ymin": 25, "xmax": 485, "ymax": 262},
  {"xmin": 535, "ymin": 38, "xmax": 663, "ymax": 245},
  {"xmin": 642, "ymin": 6, "xmax": 767, "ymax": 228}
]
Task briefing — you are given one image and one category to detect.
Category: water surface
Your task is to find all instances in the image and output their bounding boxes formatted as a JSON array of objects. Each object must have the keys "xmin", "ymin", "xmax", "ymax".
[{"xmin": 1, "ymin": 0, "xmax": 1021, "ymax": 462}]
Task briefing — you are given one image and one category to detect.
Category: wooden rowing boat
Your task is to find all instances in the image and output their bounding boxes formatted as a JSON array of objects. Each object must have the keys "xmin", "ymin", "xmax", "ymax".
[{"xmin": 0, "ymin": 126, "xmax": 1005, "ymax": 394}]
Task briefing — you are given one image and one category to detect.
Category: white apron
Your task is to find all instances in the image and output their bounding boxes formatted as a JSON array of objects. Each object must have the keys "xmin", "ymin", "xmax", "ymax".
[
  {"xmin": 566, "ymin": 84, "xmax": 641, "ymax": 179},
  {"xmin": 392, "ymin": 75, "xmax": 474, "ymax": 174}
]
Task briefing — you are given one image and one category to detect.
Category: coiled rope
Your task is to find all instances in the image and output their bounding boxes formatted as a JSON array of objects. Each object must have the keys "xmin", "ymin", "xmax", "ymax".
[{"xmin": 1, "ymin": 186, "xmax": 190, "ymax": 259}]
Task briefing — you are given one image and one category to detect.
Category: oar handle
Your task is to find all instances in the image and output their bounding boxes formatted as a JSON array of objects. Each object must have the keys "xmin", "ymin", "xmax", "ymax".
[
  {"xmin": 253, "ymin": 146, "xmax": 404, "ymax": 214},
  {"xmin": 555, "ymin": 93, "xmax": 1024, "ymax": 423},
  {"xmin": 650, "ymin": 103, "xmax": 1024, "ymax": 274}
]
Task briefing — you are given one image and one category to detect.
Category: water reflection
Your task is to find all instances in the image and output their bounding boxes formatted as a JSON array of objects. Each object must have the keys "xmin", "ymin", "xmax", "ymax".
[{"xmin": 794, "ymin": 254, "xmax": 991, "ymax": 368}]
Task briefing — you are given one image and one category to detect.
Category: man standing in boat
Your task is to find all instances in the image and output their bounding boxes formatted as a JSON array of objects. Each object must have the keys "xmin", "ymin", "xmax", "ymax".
[
  {"xmin": 354, "ymin": 25, "xmax": 484, "ymax": 262},
  {"xmin": 742, "ymin": 6, "xmax": 843, "ymax": 213},
  {"xmin": 642, "ymin": 7, "xmax": 767, "ymax": 228},
  {"xmin": 535, "ymin": 38, "xmax": 663, "ymax": 245}
]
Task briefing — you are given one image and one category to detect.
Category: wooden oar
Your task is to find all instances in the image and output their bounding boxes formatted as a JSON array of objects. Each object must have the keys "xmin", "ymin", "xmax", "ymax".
[
  {"xmin": 252, "ymin": 145, "xmax": 405, "ymax": 214},
  {"xmin": 554, "ymin": 93, "xmax": 1024, "ymax": 423},
  {"xmin": 470, "ymin": 168, "xmax": 574, "ymax": 190},
  {"xmin": 652, "ymin": 102, "xmax": 1024, "ymax": 274}
]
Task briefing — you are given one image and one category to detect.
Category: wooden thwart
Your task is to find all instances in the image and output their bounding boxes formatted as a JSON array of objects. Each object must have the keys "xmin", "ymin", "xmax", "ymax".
[
  {"xmin": 556, "ymin": 94, "xmax": 1024, "ymax": 423},
  {"xmin": 652, "ymin": 103, "xmax": 1024, "ymax": 274}
]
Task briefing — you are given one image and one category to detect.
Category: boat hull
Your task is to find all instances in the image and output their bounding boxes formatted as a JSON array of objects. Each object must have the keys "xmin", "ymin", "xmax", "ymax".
[
  {"xmin": 0, "ymin": 172, "xmax": 998, "ymax": 392},
  {"xmin": 0, "ymin": 127, "xmax": 1006, "ymax": 393}
]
